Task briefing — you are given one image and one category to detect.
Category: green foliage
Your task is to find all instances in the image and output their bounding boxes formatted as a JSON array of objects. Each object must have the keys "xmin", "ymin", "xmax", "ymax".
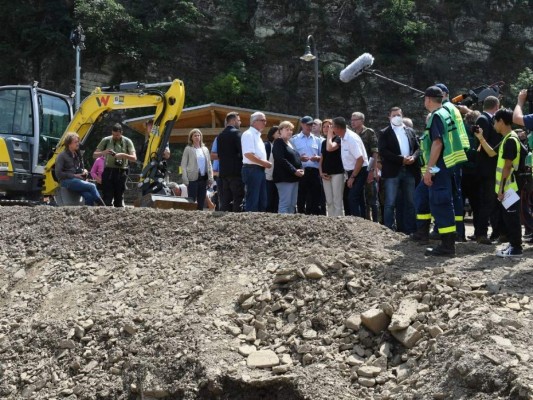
[
  {"xmin": 378, "ymin": 0, "xmax": 427, "ymax": 53},
  {"xmin": 204, "ymin": 73, "xmax": 243, "ymax": 104},
  {"xmin": 203, "ymin": 62, "xmax": 264, "ymax": 108},
  {"xmin": 511, "ymin": 67, "xmax": 533, "ymax": 98},
  {"xmin": 74, "ymin": 0, "xmax": 143, "ymax": 60},
  {"xmin": 0, "ymin": 0, "xmax": 73, "ymax": 89}
]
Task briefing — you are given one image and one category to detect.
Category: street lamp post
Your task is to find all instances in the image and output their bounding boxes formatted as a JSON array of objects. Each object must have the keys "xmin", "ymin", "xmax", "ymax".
[
  {"xmin": 70, "ymin": 25, "xmax": 86, "ymax": 111},
  {"xmin": 300, "ymin": 35, "xmax": 319, "ymax": 119}
]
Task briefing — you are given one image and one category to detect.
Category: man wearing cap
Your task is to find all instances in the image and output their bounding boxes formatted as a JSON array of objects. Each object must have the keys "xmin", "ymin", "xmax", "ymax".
[
  {"xmin": 434, "ymin": 83, "xmax": 470, "ymax": 241},
  {"xmin": 93, "ymin": 123, "xmax": 137, "ymax": 207},
  {"xmin": 290, "ymin": 116, "xmax": 323, "ymax": 215},
  {"xmin": 413, "ymin": 86, "xmax": 466, "ymax": 256}
]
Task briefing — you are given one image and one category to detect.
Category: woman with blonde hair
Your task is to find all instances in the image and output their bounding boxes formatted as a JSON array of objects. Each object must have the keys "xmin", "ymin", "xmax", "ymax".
[
  {"xmin": 272, "ymin": 121, "xmax": 304, "ymax": 213},
  {"xmin": 181, "ymin": 129, "xmax": 213, "ymax": 210}
]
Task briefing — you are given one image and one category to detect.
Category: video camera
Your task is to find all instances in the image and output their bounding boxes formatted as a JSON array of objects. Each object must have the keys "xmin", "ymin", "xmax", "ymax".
[
  {"xmin": 451, "ymin": 81, "xmax": 504, "ymax": 108},
  {"xmin": 527, "ymin": 86, "xmax": 533, "ymax": 103}
]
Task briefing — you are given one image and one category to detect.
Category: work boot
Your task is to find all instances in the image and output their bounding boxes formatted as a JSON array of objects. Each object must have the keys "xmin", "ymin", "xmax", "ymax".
[
  {"xmin": 425, "ymin": 233, "xmax": 456, "ymax": 257},
  {"xmin": 410, "ymin": 221, "xmax": 430, "ymax": 245},
  {"xmin": 429, "ymin": 230, "xmax": 441, "ymax": 240}
]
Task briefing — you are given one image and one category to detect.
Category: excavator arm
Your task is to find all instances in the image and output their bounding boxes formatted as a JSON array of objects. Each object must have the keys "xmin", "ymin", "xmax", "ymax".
[{"xmin": 42, "ymin": 80, "xmax": 185, "ymax": 196}]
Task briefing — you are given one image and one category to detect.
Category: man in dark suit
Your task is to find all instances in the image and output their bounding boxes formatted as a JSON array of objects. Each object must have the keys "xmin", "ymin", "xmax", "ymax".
[
  {"xmin": 475, "ymin": 96, "xmax": 501, "ymax": 243},
  {"xmin": 217, "ymin": 112, "xmax": 244, "ymax": 212},
  {"xmin": 378, "ymin": 107, "xmax": 420, "ymax": 234}
]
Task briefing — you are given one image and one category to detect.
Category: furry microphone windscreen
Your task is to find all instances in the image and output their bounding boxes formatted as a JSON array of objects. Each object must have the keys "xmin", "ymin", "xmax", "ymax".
[{"xmin": 339, "ymin": 53, "xmax": 375, "ymax": 83}]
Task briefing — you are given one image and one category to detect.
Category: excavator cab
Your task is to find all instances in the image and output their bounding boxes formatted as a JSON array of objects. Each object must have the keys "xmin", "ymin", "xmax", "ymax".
[{"xmin": 0, "ymin": 84, "xmax": 72, "ymax": 200}]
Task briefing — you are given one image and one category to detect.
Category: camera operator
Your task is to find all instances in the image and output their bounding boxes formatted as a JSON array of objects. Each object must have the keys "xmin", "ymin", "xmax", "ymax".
[
  {"xmin": 93, "ymin": 123, "xmax": 137, "ymax": 207},
  {"xmin": 513, "ymin": 88, "xmax": 533, "ymax": 129},
  {"xmin": 55, "ymin": 132, "xmax": 104, "ymax": 206}
]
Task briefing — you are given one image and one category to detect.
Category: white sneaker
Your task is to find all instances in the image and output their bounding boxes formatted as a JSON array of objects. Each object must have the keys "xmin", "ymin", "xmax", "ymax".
[{"xmin": 496, "ymin": 246, "xmax": 523, "ymax": 258}]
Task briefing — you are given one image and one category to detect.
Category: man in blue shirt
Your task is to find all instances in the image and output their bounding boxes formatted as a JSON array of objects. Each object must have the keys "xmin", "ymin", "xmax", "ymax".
[{"xmin": 290, "ymin": 115, "xmax": 323, "ymax": 215}]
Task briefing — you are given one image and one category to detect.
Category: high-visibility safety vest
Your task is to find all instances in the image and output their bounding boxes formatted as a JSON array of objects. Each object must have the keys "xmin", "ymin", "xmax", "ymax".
[
  {"xmin": 422, "ymin": 107, "xmax": 468, "ymax": 169},
  {"xmin": 442, "ymin": 101, "xmax": 470, "ymax": 151},
  {"xmin": 495, "ymin": 131, "xmax": 520, "ymax": 194}
]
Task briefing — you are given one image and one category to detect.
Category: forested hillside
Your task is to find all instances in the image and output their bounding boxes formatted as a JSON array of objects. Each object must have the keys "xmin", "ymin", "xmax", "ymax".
[{"xmin": 1, "ymin": 0, "xmax": 533, "ymax": 125}]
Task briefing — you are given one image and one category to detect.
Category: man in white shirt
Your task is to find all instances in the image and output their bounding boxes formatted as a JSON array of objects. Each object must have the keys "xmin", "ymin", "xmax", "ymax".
[
  {"xmin": 329, "ymin": 116, "xmax": 368, "ymax": 217},
  {"xmin": 241, "ymin": 112, "xmax": 272, "ymax": 211}
]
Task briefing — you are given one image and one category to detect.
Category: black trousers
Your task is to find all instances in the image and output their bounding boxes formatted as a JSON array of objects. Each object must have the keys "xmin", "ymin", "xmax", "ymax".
[
  {"xmin": 499, "ymin": 199, "xmax": 522, "ymax": 249},
  {"xmin": 461, "ymin": 172, "xmax": 480, "ymax": 231},
  {"xmin": 476, "ymin": 176, "xmax": 500, "ymax": 238},
  {"xmin": 297, "ymin": 167, "xmax": 321, "ymax": 215},
  {"xmin": 266, "ymin": 179, "xmax": 279, "ymax": 213},
  {"xmin": 102, "ymin": 168, "xmax": 128, "ymax": 207},
  {"xmin": 221, "ymin": 176, "xmax": 245, "ymax": 212}
]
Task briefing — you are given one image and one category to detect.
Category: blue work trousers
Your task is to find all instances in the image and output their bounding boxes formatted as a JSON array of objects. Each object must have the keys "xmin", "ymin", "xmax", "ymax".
[{"xmin": 415, "ymin": 162, "xmax": 455, "ymax": 234}]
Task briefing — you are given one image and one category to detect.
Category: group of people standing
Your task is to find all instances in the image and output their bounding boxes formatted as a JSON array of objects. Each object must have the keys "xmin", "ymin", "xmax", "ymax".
[
  {"xmin": 54, "ymin": 84, "xmax": 532, "ymax": 259},
  {"xmin": 199, "ymin": 84, "xmax": 532, "ymax": 259},
  {"xmin": 206, "ymin": 108, "xmax": 417, "ymax": 226}
]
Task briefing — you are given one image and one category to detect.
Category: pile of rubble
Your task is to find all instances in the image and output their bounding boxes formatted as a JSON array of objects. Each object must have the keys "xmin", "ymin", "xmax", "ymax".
[{"xmin": 0, "ymin": 206, "xmax": 531, "ymax": 399}]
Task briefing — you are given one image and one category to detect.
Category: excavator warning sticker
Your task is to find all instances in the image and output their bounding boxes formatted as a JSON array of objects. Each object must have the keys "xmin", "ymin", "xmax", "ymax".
[{"xmin": 114, "ymin": 96, "xmax": 125, "ymax": 105}]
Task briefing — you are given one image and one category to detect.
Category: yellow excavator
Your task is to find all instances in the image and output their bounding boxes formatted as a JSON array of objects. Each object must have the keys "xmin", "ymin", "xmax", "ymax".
[{"xmin": 0, "ymin": 79, "xmax": 185, "ymax": 205}]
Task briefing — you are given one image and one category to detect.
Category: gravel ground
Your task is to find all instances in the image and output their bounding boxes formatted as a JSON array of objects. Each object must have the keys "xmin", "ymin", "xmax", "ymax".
[{"xmin": 0, "ymin": 206, "xmax": 532, "ymax": 400}]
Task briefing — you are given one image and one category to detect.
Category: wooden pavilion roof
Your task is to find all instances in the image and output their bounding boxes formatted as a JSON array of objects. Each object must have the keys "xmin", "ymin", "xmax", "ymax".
[{"xmin": 125, "ymin": 103, "xmax": 302, "ymax": 146}]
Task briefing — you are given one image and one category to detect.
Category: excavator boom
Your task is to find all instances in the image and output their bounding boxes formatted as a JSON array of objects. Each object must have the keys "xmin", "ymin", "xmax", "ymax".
[{"xmin": 43, "ymin": 80, "xmax": 185, "ymax": 197}]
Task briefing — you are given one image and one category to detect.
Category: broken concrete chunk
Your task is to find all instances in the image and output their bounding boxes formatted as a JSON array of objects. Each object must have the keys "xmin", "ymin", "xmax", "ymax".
[
  {"xmin": 428, "ymin": 325, "xmax": 444, "ymax": 338},
  {"xmin": 357, "ymin": 365, "xmax": 382, "ymax": 378},
  {"xmin": 388, "ymin": 299, "xmax": 419, "ymax": 331},
  {"xmin": 247, "ymin": 350, "xmax": 279, "ymax": 368},
  {"xmin": 238, "ymin": 344, "xmax": 257, "ymax": 357},
  {"xmin": 344, "ymin": 314, "xmax": 361, "ymax": 331},
  {"xmin": 361, "ymin": 309, "xmax": 391, "ymax": 334},
  {"xmin": 391, "ymin": 326, "xmax": 423, "ymax": 349},
  {"xmin": 305, "ymin": 265, "xmax": 324, "ymax": 279}
]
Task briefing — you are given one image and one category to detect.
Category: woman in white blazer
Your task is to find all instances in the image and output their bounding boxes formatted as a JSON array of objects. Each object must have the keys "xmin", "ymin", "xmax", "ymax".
[{"xmin": 180, "ymin": 129, "xmax": 213, "ymax": 210}]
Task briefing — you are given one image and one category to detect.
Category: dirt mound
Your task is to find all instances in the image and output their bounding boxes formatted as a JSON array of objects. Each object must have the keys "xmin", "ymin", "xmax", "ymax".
[{"xmin": 0, "ymin": 206, "xmax": 532, "ymax": 400}]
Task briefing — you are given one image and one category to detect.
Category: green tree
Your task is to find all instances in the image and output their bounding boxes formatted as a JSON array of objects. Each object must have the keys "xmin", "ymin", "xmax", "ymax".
[
  {"xmin": 74, "ymin": 0, "xmax": 142, "ymax": 62},
  {"xmin": 0, "ymin": 0, "xmax": 73, "ymax": 91},
  {"xmin": 377, "ymin": 0, "xmax": 427, "ymax": 54},
  {"xmin": 511, "ymin": 67, "xmax": 533, "ymax": 98}
]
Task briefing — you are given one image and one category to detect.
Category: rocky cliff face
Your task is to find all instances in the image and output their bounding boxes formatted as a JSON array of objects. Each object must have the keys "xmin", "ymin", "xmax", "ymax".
[{"xmin": 79, "ymin": 0, "xmax": 532, "ymax": 129}]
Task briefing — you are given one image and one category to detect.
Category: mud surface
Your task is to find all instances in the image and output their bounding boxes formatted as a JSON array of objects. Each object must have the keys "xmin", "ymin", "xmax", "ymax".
[{"xmin": 0, "ymin": 207, "xmax": 532, "ymax": 399}]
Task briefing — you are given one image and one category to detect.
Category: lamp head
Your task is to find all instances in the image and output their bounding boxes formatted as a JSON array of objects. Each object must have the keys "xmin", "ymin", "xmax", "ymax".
[{"xmin": 300, "ymin": 46, "xmax": 316, "ymax": 62}]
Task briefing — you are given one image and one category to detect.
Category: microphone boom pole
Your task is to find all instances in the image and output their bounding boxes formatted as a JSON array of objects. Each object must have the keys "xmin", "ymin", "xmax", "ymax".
[{"xmin": 363, "ymin": 69, "xmax": 424, "ymax": 95}]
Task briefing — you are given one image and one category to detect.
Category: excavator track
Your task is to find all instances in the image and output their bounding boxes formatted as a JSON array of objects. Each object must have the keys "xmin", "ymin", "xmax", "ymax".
[{"xmin": 0, "ymin": 199, "xmax": 40, "ymax": 207}]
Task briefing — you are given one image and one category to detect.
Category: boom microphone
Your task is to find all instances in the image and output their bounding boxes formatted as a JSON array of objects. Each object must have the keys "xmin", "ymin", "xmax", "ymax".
[{"xmin": 340, "ymin": 53, "xmax": 374, "ymax": 83}]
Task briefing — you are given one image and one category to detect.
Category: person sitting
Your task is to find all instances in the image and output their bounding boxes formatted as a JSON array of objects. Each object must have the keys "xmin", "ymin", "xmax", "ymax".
[
  {"xmin": 55, "ymin": 132, "xmax": 104, "ymax": 206},
  {"xmin": 168, "ymin": 182, "xmax": 189, "ymax": 197}
]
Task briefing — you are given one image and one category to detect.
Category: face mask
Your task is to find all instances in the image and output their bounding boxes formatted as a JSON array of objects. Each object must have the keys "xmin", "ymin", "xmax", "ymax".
[{"xmin": 391, "ymin": 116, "xmax": 403, "ymax": 126}]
